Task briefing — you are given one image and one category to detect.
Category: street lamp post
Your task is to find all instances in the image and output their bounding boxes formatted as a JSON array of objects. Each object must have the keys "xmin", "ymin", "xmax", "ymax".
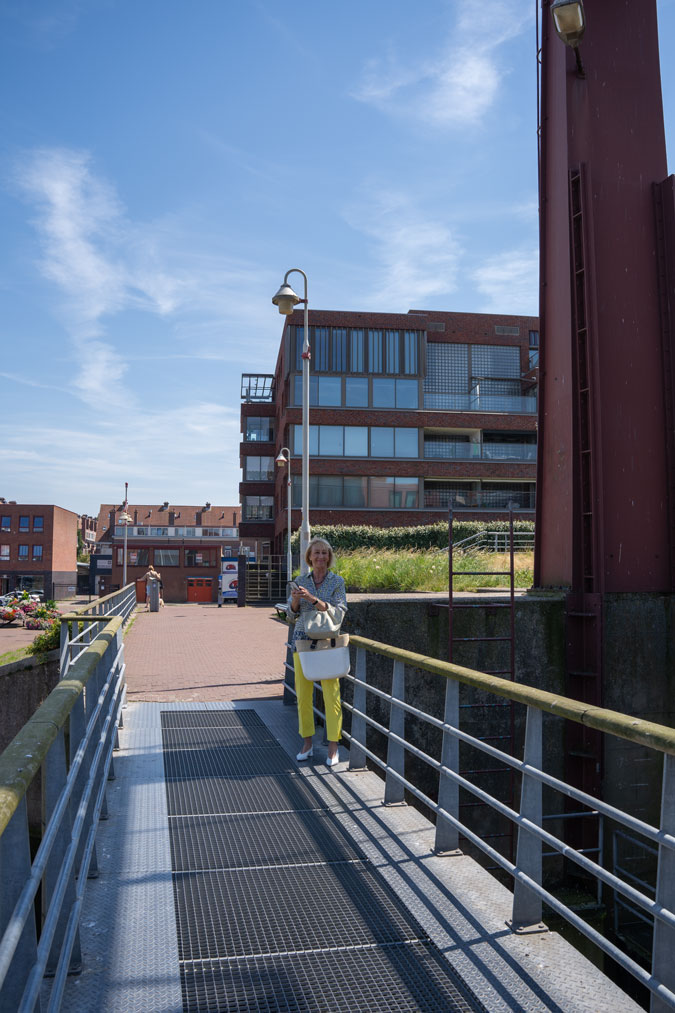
[
  {"xmin": 119, "ymin": 482, "xmax": 132, "ymax": 588},
  {"xmin": 275, "ymin": 448, "xmax": 293, "ymax": 586},
  {"xmin": 272, "ymin": 269, "xmax": 311, "ymax": 574}
]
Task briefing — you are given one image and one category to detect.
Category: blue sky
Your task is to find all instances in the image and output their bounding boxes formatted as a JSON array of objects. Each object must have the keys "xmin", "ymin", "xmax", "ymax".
[{"xmin": 1, "ymin": 0, "xmax": 674, "ymax": 516}]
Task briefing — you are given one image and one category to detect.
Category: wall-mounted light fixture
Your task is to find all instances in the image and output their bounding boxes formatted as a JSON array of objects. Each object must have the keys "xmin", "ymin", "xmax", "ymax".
[{"xmin": 551, "ymin": 0, "xmax": 586, "ymax": 77}]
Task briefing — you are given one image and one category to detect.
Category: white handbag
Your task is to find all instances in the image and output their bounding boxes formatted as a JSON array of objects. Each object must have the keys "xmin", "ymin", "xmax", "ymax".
[{"xmin": 296, "ymin": 635, "xmax": 350, "ymax": 681}]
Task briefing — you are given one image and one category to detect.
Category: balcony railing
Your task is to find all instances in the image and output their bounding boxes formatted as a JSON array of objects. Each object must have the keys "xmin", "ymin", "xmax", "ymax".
[
  {"xmin": 243, "ymin": 507, "xmax": 274, "ymax": 521},
  {"xmin": 424, "ymin": 488, "xmax": 536, "ymax": 510},
  {"xmin": 424, "ymin": 442, "xmax": 537, "ymax": 461},
  {"xmin": 424, "ymin": 393, "xmax": 537, "ymax": 414}
]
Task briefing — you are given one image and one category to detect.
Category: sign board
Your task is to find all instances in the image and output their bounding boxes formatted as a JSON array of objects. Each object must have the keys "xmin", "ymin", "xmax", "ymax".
[{"xmin": 221, "ymin": 559, "xmax": 238, "ymax": 599}]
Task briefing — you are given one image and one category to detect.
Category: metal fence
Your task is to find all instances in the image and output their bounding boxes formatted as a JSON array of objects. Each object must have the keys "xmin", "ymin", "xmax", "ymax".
[
  {"xmin": 0, "ymin": 585, "xmax": 137, "ymax": 1011},
  {"xmin": 280, "ymin": 627, "xmax": 675, "ymax": 1012}
]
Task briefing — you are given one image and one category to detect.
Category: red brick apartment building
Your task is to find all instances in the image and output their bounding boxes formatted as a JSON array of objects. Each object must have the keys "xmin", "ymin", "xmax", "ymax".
[
  {"xmin": 0, "ymin": 500, "xmax": 78, "ymax": 599},
  {"xmin": 94, "ymin": 502, "xmax": 253, "ymax": 603},
  {"xmin": 239, "ymin": 308, "xmax": 539, "ymax": 556}
]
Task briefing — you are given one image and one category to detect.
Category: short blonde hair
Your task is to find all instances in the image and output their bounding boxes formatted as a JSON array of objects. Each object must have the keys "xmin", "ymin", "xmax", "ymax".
[{"xmin": 305, "ymin": 537, "xmax": 334, "ymax": 567}]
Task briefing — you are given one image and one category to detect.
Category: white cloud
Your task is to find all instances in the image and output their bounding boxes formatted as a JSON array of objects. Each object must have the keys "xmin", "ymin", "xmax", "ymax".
[
  {"xmin": 12, "ymin": 147, "xmax": 277, "ymax": 407},
  {"xmin": 344, "ymin": 187, "xmax": 462, "ymax": 309},
  {"xmin": 472, "ymin": 248, "xmax": 539, "ymax": 314},
  {"xmin": 352, "ymin": 0, "xmax": 532, "ymax": 129}
]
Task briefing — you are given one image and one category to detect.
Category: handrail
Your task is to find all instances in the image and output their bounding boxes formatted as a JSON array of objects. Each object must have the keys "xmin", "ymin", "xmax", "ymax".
[
  {"xmin": 349, "ymin": 634, "xmax": 675, "ymax": 755},
  {"xmin": 0, "ymin": 614, "xmax": 126, "ymax": 1010},
  {"xmin": 278, "ymin": 615, "xmax": 675, "ymax": 1006},
  {"xmin": 318, "ymin": 630, "xmax": 675, "ymax": 1011}
]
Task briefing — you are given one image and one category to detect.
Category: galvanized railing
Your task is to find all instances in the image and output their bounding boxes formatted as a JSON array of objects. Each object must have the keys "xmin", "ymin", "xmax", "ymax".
[
  {"xmin": 281, "ymin": 627, "xmax": 675, "ymax": 1012},
  {"xmin": 59, "ymin": 582, "xmax": 136, "ymax": 679},
  {"xmin": 0, "ymin": 603, "xmax": 130, "ymax": 1011}
]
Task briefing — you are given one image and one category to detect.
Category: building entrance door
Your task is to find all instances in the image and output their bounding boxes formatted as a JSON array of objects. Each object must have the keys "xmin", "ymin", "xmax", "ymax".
[{"xmin": 187, "ymin": 577, "xmax": 213, "ymax": 602}]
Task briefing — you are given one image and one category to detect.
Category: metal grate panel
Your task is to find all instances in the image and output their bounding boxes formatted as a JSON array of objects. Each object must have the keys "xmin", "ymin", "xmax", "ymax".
[
  {"xmin": 162, "ymin": 725, "xmax": 278, "ymax": 750},
  {"xmin": 180, "ymin": 943, "xmax": 487, "ymax": 1013},
  {"xmin": 164, "ymin": 745, "xmax": 295, "ymax": 780},
  {"xmin": 172, "ymin": 864, "xmax": 425, "ymax": 960},
  {"xmin": 161, "ymin": 709, "xmax": 266, "ymax": 729},
  {"xmin": 168, "ymin": 811, "xmax": 366, "ymax": 871},
  {"xmin": 166, "ymin": 774, "xmax": 327, "ymax": 817}
]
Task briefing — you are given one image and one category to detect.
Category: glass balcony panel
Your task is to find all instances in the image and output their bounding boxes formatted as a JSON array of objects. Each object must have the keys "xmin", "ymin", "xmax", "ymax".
[{"xmin": 423, "ymin": 393, "xmax": 537, "ymax": 413}]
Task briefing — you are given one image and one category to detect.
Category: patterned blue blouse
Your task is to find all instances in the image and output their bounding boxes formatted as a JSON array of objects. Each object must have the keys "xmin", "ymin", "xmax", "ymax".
[{"xmin": 287, "ymin": 570, "xmax": 348, "ymax": 648}]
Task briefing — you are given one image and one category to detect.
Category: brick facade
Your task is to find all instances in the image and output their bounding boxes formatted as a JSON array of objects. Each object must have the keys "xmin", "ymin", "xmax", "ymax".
[
  {"xmin": 0, "ymin": 501, "xmax": 78, "ymax": 598},
  {"xmin": 238, "ymin": 308, "xmax": 539, "ymax": 551}
]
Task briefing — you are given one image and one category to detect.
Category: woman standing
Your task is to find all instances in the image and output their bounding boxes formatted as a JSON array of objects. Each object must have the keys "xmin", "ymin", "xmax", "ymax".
[{"xmin": 288, "ymin": 537, "xmax": 347, "ymax": 766}]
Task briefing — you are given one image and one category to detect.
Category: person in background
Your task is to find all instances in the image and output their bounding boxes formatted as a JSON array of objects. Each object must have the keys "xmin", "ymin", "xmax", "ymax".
[{"xmin": 288, "ymin": 537, "xmax": 347, "ymax": 767}]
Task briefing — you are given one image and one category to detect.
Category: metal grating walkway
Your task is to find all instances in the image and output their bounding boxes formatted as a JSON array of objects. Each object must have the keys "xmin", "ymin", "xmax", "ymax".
[
  {"xmin": 51, "ymin": 700, "xmax": 646, "ymax": 1013},
  {"xmin": 162, "ymin": 709, "xmax": 487, "ymax": 1012}
]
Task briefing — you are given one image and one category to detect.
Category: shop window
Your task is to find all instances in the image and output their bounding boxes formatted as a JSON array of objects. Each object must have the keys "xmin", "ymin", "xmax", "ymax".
[{"xmin": 154, "ymin": 549, "xmax": 179, "ymax": 566}]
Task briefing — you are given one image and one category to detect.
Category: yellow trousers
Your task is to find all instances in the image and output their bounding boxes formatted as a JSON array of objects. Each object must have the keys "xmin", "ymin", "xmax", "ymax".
[{"xmin": 293, "ymin": 652, "xmax": 343, "ymax": 742}]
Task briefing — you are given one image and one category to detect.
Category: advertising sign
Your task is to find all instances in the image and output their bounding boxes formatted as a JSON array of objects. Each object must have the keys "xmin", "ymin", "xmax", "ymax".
[{"xmin": 221, "ymin": 559, "xmax": 238, "ymax": 600}]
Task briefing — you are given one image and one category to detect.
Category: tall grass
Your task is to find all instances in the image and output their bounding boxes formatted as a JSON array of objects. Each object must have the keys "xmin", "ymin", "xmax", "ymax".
[{"xmin": 332, "ymin": 549, "xmax": 533, "ymax": 593}]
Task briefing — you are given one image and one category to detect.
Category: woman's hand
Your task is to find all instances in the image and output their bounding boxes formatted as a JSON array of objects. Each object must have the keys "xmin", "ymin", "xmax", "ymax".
[{"xmin": 292, "ymin": 586, "xmax": 324, "ymax": 611}]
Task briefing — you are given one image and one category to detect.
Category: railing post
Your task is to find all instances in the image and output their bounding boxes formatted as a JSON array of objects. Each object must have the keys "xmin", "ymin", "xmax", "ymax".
[
  {"xmin": 651, "ymin": 753, "xmax": 675, "ymax": 1013},
  {"xmin": 43, "ymin": 727, "xmax": 82, "ymax": 976},
  {"xmin": 435, "ymin": 676, "xmax": 461, "ymax": 853},
  {"xmin": 349, "ymin": 647, "xmax": 367, "ymax": 770},
  {"xmin": 59, "ymin": 619, "xmax": 70, "ymax": 681},
  {"xmin": 511, "ymin": 705, "xmax": 546, "ymax": 932},
  {"xmin": 384, "ymin": 660, "xmax": 406, "ymax": 805},
  {"xmin": 283, "ymin": 630, "xmax": 295, "ymax": 706},
  {"xmin": 0, "ymin": 799, "xmax": 38, "ymax": 1011}
]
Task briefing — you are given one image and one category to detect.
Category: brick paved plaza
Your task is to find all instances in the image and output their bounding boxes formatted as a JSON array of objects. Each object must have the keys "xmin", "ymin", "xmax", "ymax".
[{"xmin": 123, "ymin": 602, "xmax": 288, "ymax": 702}]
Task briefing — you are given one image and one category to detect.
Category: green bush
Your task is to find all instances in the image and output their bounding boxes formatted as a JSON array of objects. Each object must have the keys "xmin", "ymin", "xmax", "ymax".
[
  {"xmin": 291, "ymin": 520, "xmax": 534, "ymax": 553},
  {"xmin": 27, "ymin": 619, "xmax": 61, "ymax": 659}
]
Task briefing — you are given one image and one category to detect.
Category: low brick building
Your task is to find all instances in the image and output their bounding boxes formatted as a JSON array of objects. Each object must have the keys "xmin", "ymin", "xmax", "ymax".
[
  {"xmin": 94, "ymin": 502, "xmax": 253, "ymax": 603},
  {"xmin": 239, "ymin": 308, "xmax": 539, "ymax": 555},
  {"xmin": 0, "ymin": 500, "xmax": 78, "ymax": 599}
]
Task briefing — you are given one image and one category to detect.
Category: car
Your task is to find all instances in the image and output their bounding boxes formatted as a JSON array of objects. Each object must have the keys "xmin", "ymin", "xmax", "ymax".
[{"xmin": 0, "ymin": 590, "xmax": 43, "ymax": 605}]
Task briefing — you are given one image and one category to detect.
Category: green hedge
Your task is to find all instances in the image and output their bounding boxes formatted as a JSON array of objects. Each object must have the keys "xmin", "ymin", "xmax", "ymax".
[{"xmin": 291, "ymin": 520, "xmax": 535, "ymax": 553}]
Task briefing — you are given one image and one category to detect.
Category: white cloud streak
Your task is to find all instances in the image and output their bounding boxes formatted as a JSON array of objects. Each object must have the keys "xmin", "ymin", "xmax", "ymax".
[
  {"xmin": 352, "ymin": 0, "xmax": 532, "ymax": 129},
  {"xmin": 344, "ymin": 187, "xmax": 462, "ymax": 309},
  {"xmin": 471, "ymin": 248, "xmax": 539, "ymax": 314}
]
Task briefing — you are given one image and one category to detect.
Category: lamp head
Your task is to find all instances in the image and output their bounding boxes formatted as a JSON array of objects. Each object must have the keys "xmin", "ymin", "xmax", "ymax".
[
  {"xmin": 275, "ymin": 450, "xmax": 289, "ymax": 467},
  {"xmin": 551, "ymin": 0, "xmax": 585, "ymax": 47},
  {"xmin": 119, "ymin": 511, "xmax": 132, "ymax": 525},
  {"xmin": 272, "ymin": 282, "xmax": 301, "ymax": 315}
]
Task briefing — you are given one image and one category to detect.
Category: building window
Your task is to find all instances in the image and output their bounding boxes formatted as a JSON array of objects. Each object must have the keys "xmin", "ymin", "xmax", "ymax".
[
  {"xmin": 385, "ymin": 331, "xmax": 399, "ymax": 372},
  {"xmin": 244, "ymin": 456, "xmax": 275, "ymax": 481},
  {"xmin": 33, "ymin": 516, "xmax": 44, "ymax": 532},
  {"xmin": 529, "ymin": 330, "xmax": 539, "ymax": 347},
  {"xmin": 116, "ymin": 547, "xmax": 123, "ymax": 565},
  {"xmin": 243, "ymin": 496, "xmax": 274, "ymax": 520},
  {"xmin": 344, "ymin": 477, "xmax": 368, "ymax": 507},
  {"xmin": 0, "ymin": 544, "xmax": 9, "ymax": 559},
  {"xmin": 369, "ymin": 477, "xmax": 419, "ymax": 509},
  {"xmin": 344, "ymin": 427, "xmax": 369, "ymax": 456},
  {"xmin": 318, "ymin": 426, "xmax": 344, "ymax": 456},
  {"xmin": 149, "ymin": 527, "xmax": 168, "ymax": 536},
  {"xmin": 372, "ymin": 377, "xmax": 395, "ymax": 408},
  {"xmin": 128, "ymin": 549, "xmax": 149, "ymax": 566},
  {"xmin": 19, "ymin": 516, "xmax": 29, "ymax": 532},
  {"xmin": 529, "ymin": 348, "xmax": 539, "ymax": 369},
  {"xmin": 185, "ymin": 548, "xmax": 217, "ymax": 567},
  {"xmin": 32, "ymin": 545, "xmax": 43, "ymax": 560},
  {"xmin": 368, "ymin": 330, "xmax": 383, "ymax": 373},
  {"xmin": 332, "ymin": 329, "xmax": 348, "ymax": 371},
  {"xmin": 245, "ymin": 417, "xmax": 274, "ymax": 442},
  {"xmin": 345, "ymin": 377, "xmax": 368, "ymax": 407},
  {"xmin": 1, "ymin": 516, "xmax": 10, "ymax": 532},
  {"xmin": 18, "ymin": 544, "xmax": 29, "ymax": 559},
  {"xmin": 154, "ymin": 548, "xmax": 179, "ymax": 566},
  {"xmin": 404, "ymin": 332, "xmax": 418, "ymax": 374},
  {"xmin": 350, "ymin": 330, "xmax": 365, "ymax": 372},
  {"xmin": 293, "ymin": 375, "xmax": 341, "ymax": 407},
  {"xmin": 313, "ymin": 327, "xmax": 330, "ymax": 371}
]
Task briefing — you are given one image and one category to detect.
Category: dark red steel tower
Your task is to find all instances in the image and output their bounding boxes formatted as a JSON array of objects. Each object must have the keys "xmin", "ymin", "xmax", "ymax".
[{"xmin": 535, "ymin": 0, "xmax": 675, "ymax": 798}]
